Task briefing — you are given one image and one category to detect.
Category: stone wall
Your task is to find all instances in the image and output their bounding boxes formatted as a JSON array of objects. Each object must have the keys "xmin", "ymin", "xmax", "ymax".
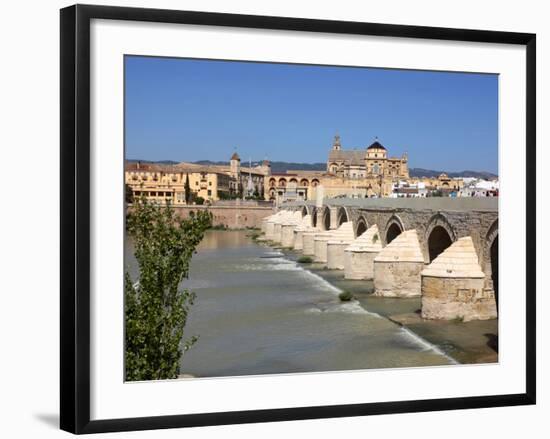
[
  {"xmin": 421, "ymin": 276, "xmax": 497, "ymax": 321},
  {"xmin": 172, "ymin": 205, "xmax": 274, "ymax": 229}
]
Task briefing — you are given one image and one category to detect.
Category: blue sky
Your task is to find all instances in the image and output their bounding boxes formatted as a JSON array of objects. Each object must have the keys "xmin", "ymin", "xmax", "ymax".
[{"xmin": 125, "ymin": 56, "xmax": 498, "ymax": 173}]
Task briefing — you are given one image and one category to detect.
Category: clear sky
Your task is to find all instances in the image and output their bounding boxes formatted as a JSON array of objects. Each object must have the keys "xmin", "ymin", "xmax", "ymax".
[{"xmin": 125, "ymin": 56, "xmax": 498, "ymax": 173}]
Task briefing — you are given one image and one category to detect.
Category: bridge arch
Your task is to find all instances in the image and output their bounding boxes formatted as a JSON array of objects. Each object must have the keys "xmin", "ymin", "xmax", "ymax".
[
  {"xmin": 425, "ymin": 213, "xmax": 456, "ymax": 262},
  {"xmin": 384, "ymin": 214, "xmax": 405, "ymax": 245},
  {"xmin": 321, "ymin": 207, "xmax": 331, "ymax": 231},
  {"xmin": 354, "ymin": 215, "xmax": 369, "ymax": 238},
  {"xmin": 311, "ymin": 207, "xmax": 317, "ymax": 228},
  {"xmin": 337, "ymin": 206, "xmax": 349, "ymax": 226},
  {"xmin": 485, "ymin": 220, "xmax": 499, "ymax": 311}
]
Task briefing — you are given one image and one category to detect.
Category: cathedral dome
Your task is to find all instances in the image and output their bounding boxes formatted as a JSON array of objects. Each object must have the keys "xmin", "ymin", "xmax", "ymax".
[{"xmin": 367, "ymin": 140, "xmax": 386, "ymax": 151}]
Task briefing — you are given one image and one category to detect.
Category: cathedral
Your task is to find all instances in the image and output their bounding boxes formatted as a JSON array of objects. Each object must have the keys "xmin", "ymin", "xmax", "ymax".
[{"xmin": 327, "ymin": 135, "xmax": 409, "ymax": 180}]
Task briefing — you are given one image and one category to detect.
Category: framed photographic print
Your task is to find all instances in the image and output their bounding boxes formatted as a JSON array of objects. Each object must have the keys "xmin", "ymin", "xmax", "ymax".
[{"xmin": 60, "ymin": 4, "xmax": 536, "ymax": 434}]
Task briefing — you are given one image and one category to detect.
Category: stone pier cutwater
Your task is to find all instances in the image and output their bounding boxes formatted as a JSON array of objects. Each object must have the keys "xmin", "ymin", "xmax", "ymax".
[
  {"xmin": 280, "ymin": 211, "xmax": 304, "ymax": 247},
  {"xmin": 260, "ymin": 198, "xmax": 498, "ymax": 321},
  {"xmin": 272, "ymin": 211, "xmax": 299, "ymax": 245},
  {"xmin": 292, "ymin": 215, "xmax": 317, "ymax": 250},
  {"xmin": 421, "ymin": 237, "xmax": 497, "ymax": 321},
  {"xmin": 302, "ymin": 229, "xmax": 320, "ymax": 256},
  {"xmin": 313, "ymin": 222, "xmax": 353, "ymax": 264},
  {"xmin": 263, "ymin": 210, "xmax": 288, "ymax": 241},
  {"xmin": 373, "ymin": 229, "xmax": 425, "ymax": 297},
  {"xmin": 313, "ymin": 231, "xmax": 334, "ymax": 263},
  {"xmin": 343, "ymin": 224, "xmax": 383, "ymax": 280},
  {"xmin": 326, "ymin": 222, "xmax": 356, "ymax": 269}
]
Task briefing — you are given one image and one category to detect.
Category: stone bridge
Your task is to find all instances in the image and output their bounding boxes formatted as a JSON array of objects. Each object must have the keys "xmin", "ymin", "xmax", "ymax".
[{"xmin": 272, "ymin": 197, "xmax": 498, "ymax": 321}]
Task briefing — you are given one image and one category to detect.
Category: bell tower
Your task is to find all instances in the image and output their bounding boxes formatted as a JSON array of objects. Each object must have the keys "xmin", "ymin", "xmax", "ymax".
[
  {"xmin": 332, "ymin": 134, "xmax": 342, "ymax": 151},
  {"xmin": 230, "ymin": 151, "xmax": 241, "ymax": 179}
]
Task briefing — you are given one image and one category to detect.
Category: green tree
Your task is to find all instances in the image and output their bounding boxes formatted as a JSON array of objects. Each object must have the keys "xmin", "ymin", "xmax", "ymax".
[
  {"xmin": 125, "ymin": 184, "xmax": 134, "ymax": 204},
  {"xmin": 125, "ymin": 199, "xmax": 212, "ymax": 381},
  {"xmin": 184, "ymin": 173, "xmax": 191, "ymax": 204}
]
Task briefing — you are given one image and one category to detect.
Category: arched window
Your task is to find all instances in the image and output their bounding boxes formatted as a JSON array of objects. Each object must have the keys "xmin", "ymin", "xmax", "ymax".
[{"xmin": 373, "ymin": 164, "xmax": 380, "ymax": 174}]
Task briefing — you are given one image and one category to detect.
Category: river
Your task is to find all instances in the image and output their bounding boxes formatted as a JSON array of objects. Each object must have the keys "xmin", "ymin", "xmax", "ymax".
[{"xmin": 125, "ymin": 230, "xmax": 454, "ymax": 378}]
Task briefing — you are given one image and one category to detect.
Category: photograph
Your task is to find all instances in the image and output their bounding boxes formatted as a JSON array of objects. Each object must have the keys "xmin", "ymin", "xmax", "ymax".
[{"xmin": 123, "ymin": 55, "xmax": 499, "ymax": 381}]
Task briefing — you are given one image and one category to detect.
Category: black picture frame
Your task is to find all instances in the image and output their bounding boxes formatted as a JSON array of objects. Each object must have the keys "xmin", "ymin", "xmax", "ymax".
[{"xmin": 60, "ymin": 4, "xmax": 536, "ymax": 434}]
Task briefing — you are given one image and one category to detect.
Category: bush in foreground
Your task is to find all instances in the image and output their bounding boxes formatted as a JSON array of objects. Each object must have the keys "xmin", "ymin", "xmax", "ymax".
[
  {"xmin": 338, "ymin": 291, "xmax": 355, "ymax": 302},
  {"xmin": 297, "ymin": 256, "xmax": 313, "ymax": 264}
]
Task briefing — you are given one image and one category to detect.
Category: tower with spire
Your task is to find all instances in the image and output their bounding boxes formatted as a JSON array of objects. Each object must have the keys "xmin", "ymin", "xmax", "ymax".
[{"xmin": 332, "ymin": 134, "xmax": 342, "ymax": 151}]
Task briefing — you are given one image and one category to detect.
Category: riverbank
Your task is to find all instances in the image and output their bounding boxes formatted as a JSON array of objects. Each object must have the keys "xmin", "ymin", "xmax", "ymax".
[{"xmin": 276, "ymin": 246, "xmax": 498, "ymax": 365}]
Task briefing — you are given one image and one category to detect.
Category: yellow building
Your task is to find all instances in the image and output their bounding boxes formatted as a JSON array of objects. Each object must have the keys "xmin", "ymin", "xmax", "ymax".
[
  {"xmin": 125, "ymin": 162, "xmax": 232, "ymax": 204},
  {"xmin": 125, "ymin": 151, "xmax": 272, "ymax": 205}
]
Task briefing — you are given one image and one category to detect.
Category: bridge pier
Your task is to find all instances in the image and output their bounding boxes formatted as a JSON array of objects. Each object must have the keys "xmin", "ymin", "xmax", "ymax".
[
  {"xmin": 373, "ymin": 230, "xmax": 424, "ymax": 297},
  {"xmin": 264, "ymin": 211, "xmax": 287, "ymax": 241},
  {"xmin": 313, "ymin": 222, "xmax": 354, "ymax": 265},
  {"xmin": 313, "ymin": 232, "xmax": 332, "ymax": 263},
  {"xmin": 302, "ymin": 229, "xmax": 323, "ymax": 255},
  {"xmin": 329, "ymin": 207, "xmax": 339, "ymax": 230},
  {"xmin": 280, "ymin": 211, "xmax": 303, "ymax": 247},
  {"xmin": 421, "ymin": 237, "xmax": 497, "ymax": 321},
  {"xmin": 292, "ymin": 214, "xmax": 315, "ymax": 250},
  {"xmin": 344, "ymin": 224, "xmax": 382, "ymax": 280},
  {"xmin": 326, "ymin": 222, "xmax": 355, "ymax": 269}
]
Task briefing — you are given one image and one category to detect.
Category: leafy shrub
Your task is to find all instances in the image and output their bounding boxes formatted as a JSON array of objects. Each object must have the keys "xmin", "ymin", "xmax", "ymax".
[
  {"xmin": 125, "ymin": 199, "xmax": 212, "ymax": 381},
  {"xmin": 338, "ymin": 291, "xmax": 354, "ymax": 302},
  {"xmin": 297, "ymin": 256, "xmax": 313, "ymax": 263}
]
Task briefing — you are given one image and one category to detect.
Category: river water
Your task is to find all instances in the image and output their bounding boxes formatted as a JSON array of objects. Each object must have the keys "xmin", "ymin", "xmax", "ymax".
[{"xmin": 125, "ymin": 230, "xmax": 453, "ymax": 378}]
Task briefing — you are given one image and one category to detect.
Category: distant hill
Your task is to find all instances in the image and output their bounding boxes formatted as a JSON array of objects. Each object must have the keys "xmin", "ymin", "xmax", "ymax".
[
  {"xmin": 127, "ymin": 159, "xmax": 497, "ymax": 179},
  {"xmin": 193, "ymin": 160, "xmax": 327, "ymax": 173},
  {"xmin": 126, "ymin": 159, "xmax": 179, "ymax": 165},
  {"xmin": 409, "ymin": 168, "xmax": 498, "ymax": 179}
]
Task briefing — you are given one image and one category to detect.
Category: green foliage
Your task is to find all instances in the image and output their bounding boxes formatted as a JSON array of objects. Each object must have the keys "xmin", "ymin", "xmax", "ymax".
[
  {"xmin": 125, "ymin": 184, "xmax": 134, "ymax": 204},
  {"xmin": 125, "ymin": 199, "xmax": 212, "ymax": 381},
  {"xmin": 184, "ymin": 174, "xmax": 191, "ymax": 204},
  {"xmin": 210, "ymin": 224, "xmax": 228, "ymax": 230},
  {"xmin": 338, "ymin": 291, "xmax": 354, "ymax": 302},
  {"xmin": 218, "ymin": 191, "xmax": 240, "ymax": 200},
  {"xmin": 372, "ymin": 233, "xmax": 379, "ymax": 244},
  {"xmin": 246, "ymin": 230, "xmax": 262, "ymax": 241},
  {"xmin": 194, "ymin": 196, "xmax": 205, "ymax": 205},
  {"xmin": 297, "ymin": 256, "xmax": 313, "ymax": 264}
]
